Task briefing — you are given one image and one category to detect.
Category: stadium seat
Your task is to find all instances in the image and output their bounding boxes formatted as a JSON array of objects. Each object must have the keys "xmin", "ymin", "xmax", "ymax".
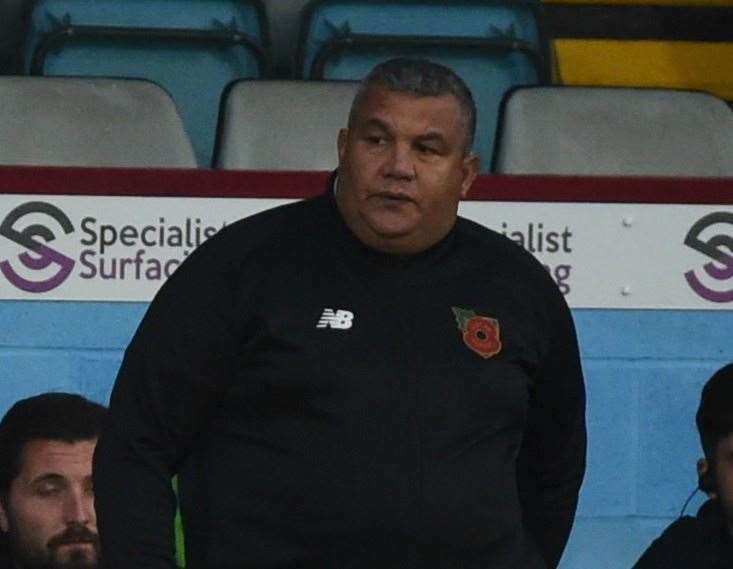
[
  {"xmin": 493, "ymin": 86, "xmax": 733, "ymax": 177},
  {"xmin": 296, "ymin": 0, "xmax": 551, "ymax": 171},
  {"xmin": 24, "ymin": 0, "xmax": 268, "ymax": 166},
  {"xmin": 0, "ymin": 76, "xmax": 196, "ymax": 167},
  {"xmin": 214, "ymin": 79, "xmax": 358, "ymax": 170}
]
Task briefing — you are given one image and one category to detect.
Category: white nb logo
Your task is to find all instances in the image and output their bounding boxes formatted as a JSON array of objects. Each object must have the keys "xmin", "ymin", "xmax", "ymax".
[{"xmin": 316, "ymin": 308, "xmax": 354, "ymax": 330}]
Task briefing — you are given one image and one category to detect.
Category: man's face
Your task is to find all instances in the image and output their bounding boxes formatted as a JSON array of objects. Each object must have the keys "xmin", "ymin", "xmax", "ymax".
[
  {"xmin": 0, "ymin": 439, "xmax": 99, "ymax": 569},
  {"xmin": 336, "ymin": 86, "xmax": 479, "ymax": 255},
  {"xmin": 711, "ymin": 434, "xmax": 733, "ymax": 531}
]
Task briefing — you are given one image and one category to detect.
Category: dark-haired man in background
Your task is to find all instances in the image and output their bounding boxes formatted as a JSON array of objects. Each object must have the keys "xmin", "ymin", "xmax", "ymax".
[
  {"xmin": 634, "ymin": 363, "xmax": 733, "ymax": 568},
  {"xmin": 0, "ymin": 393, "xmax": 106, "ymax": 569},
  {"xmin": 95, "ymin": 58, "xmax": 585, "ymax": 569}
]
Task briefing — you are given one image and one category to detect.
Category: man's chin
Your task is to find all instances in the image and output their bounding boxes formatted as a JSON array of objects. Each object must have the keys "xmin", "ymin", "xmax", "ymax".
[
  {"xmin": 51, "ymin": 544, "xmax": 99, "ymax": 569},
  {"xmin": 51, "ymin": 558, "xmax": 99, "ymax": 569},
  {"xmin": 13, "ymin": 556, "xmax": 98, "ymax": 569},
  {"xmin": 363, "ymin": 217, "xmax": 416, "ymax": 247}
]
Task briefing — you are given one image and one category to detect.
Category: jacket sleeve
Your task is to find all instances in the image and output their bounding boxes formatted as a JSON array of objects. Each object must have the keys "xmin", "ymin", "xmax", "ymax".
[
  {"xmin": 516, "ymin": 282, "xmax": 587, "ymax": 569},
  {"xmin": 93, "ymin": 237, "xmax": 247, "ymax": 569},
  {"xmin": 633, "ymin": 537, "xmax": 673, "ymax": 569}
]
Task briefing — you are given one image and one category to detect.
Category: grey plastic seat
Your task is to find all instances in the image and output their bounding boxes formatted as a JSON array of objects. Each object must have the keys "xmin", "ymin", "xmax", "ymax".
[
  {"xmin": 23, "ymin": 0, "xmax": 266, "ymax": 166},
  {"xmin": 0, "ymin": 76, "xmax": 196, "ymax": 167},
  {"xmin": 493, "ymin": 86, "xmax": 733, "ymax": 177},
  {"xmin": 215, "ymin": 79, "xmax": 359, "ymax": 170}
]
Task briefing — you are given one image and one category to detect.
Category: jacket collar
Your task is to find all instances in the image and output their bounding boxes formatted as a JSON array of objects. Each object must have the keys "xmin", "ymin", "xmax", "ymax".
[{"xmin": 697, "ymin": 499, "xmax": 733, "ymax": 564}]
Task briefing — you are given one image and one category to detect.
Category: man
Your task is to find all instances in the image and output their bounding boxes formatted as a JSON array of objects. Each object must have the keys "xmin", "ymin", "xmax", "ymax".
[
  {"xmin": 0, "ymin": 393, "xmax": 105, "ymax": 569},
  {"xmin": 633, "ymin": 363, "xmax": 733, "ymax": 568},
  {"xmin": 95, "ymin": 58, "xmax": 585, "ymax": 569}
]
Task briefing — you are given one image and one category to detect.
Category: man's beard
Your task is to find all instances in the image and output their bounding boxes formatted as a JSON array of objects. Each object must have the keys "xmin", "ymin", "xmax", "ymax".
[{"xmin": 11, "ymin": 524, "xmax": 100, "ymax": 569}]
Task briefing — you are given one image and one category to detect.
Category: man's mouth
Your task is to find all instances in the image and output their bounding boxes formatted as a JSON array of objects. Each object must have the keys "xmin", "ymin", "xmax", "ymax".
[
  {"xmin": 371, "ymin": 191, "xmax": 414, "ymax": 203},
  {"xmin": 48, "ymin": 526, "xmax": 99, "ymax": 551}
]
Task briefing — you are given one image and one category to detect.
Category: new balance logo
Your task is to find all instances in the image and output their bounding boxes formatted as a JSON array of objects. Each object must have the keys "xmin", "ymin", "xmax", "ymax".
[{"xmin": 316, "ymin": 308, "xmax": 354, "ymax": 330}]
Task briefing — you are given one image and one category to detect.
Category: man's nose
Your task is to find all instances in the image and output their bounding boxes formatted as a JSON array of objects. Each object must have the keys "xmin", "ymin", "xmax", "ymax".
[
  {"xmin": 384, "ymin": 142, "xmax": 415, "ymax": 180},
  {"xmin": 63, "ymin": 490, "xmax": 93, "ymax": 525}
]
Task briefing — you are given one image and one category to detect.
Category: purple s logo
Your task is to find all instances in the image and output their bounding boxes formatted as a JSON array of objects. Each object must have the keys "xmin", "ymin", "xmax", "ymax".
[{"xmin": 1, "ymin": 202, "xmax": 75, "ymax": 293}]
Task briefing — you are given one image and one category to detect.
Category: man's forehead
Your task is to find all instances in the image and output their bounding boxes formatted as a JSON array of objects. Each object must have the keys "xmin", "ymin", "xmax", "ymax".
[
  {"xmin": 355, "ymin": 86, "xmax": 462, "ymax": 118},
  {"xmin": 717, "ymin": 433, "xmax": 733, "ymax": 454},
  {"xmin": 16, "ymin": 439, "xmax": 96, "ymax": 481},
  {"xmin": 352, "ymin": 87, "xmax": 466, "ymax": 136}
]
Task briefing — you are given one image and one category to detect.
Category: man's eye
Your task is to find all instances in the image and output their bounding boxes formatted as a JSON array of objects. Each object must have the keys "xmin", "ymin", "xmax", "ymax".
[
  {"xmin": 417, "ymin": 144, "xmax": 439, "ymax": 155},
  {"xmin": 36, "ymin": 484, "xmax": 61, "ymax": 497},
  {"xmin": 365, "ymin": 135, "xmax": 385, "ymax": 145}
]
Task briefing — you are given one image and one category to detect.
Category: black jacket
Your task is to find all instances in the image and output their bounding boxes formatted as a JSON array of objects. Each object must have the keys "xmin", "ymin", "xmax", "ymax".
[
  {"xmin": 94, "ymin": 188, "xmax": 586, "ymax": 569},
  {"xmin": 0, "ymin": 535, "xmax": 13, "ymax": 569},
  {"xmin": 633, "ymin": 500, "xmax": 733, "ymax": 568}
]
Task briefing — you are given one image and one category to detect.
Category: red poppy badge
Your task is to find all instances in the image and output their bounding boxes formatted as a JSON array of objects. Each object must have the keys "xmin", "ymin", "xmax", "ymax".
[{"xmin": 451, "ymin": 307, "xmax": 502, "ymax": 359}]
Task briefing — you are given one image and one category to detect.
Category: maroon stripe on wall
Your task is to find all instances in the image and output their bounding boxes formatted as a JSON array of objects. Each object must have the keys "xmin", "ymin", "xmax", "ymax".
[{"xmin": 0, "ymin": 166, "xmax": 731, "ymax": 204}]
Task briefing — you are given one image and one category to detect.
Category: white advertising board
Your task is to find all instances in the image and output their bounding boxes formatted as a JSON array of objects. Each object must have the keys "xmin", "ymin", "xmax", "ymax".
[{"xmin": 0, "ymin": 194, "xmax": 730, "ymax": 308}]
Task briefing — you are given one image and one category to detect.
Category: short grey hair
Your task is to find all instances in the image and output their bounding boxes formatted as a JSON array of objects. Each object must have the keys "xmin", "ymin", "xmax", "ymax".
[{"xmin": 348, "ymin": 58, "xmax": 477, "ymax": 154}]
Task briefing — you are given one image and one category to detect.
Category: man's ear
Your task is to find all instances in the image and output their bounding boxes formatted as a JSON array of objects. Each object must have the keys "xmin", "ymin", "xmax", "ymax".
[
  {"xmin": 0, "ymin": 498, "xmax": 9, "ymax": 533},
  {"xmin": 337, "ymin": 129, "xmax": 348, "ymax": 164},
  {"xmin": 460, "ymin": 153, "xmax": 480, "ymax": 198},
  {"xmin": 697, "ymin": 457, "xmax": 718, "ymax": 498},
  {"xmin": 697, "ymin": 457, "xmax": 708, "ymax": 477}
]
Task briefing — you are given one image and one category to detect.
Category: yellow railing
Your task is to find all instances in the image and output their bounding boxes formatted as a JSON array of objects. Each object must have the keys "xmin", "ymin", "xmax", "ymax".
[
  {"xmin": 543, "ymin": 2, "xmax": 733, "ymax": 99},
  {"xmin": 544, "ymin": 0, "xmax": 733, "ymax": 6},
  {"xmin": 554, "ymin": 40, "xmax": 733, "ymax": 99}
]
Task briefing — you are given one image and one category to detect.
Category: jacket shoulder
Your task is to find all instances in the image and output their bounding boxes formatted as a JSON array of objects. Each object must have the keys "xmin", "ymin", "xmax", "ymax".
[
  {"xmin": 455, "ymin": 216, "xmax": 545, "ymax": 269},
  {"xmin": 210, "ymin": 194, "xmax": 322, "ymax": 248},
  {"xmin": 454, "ymin": 215, "xmax": 563, "ymax": 305},
  {"xmin": 633, "ymin": 517, "xmax": 709, "ymax": 568}
]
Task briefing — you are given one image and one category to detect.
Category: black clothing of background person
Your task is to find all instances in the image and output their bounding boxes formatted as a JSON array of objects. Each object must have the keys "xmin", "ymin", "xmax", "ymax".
[
  {"xmin": 0, "ymin": 535, "xmax": 12, "ymax": 569},
  {"xmin": 633, "ymin": 500, "xmax": 733, "ymax": 568}
]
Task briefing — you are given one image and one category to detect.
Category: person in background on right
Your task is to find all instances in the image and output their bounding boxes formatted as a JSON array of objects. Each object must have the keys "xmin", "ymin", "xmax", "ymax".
[{"xmin": 633, "ymin": 363, "xmax": 733, "ymax": 568}]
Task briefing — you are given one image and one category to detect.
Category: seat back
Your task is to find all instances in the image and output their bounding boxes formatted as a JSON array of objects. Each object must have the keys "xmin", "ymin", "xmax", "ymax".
[
  {"xmin": 0, "ymin": 76, "xmax": 196, "ymax": 167},
  {"xmin": 215, "ymin": 79, "xmax": 358, "ymax": 170},
  {"xmin": 493, "ymin": 86, "xmax": 733, "ymax": 177},
  {"xmin": 24, "ymin": 0, "xmax": 267, "ymax": 166},
  {"xmin": 297, "ymin": 0, "xmax": 550, "ymax": 170}
]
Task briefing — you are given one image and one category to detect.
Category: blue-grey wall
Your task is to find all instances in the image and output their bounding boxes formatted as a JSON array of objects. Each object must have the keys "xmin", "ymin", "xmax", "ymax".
[
  {"xmin": 1, "ymin": 301, "xmax": 731, "ymax": 568},
  {"xmin": 563, "ymin": 310, "xmax": 731, "ymax": 568}
]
